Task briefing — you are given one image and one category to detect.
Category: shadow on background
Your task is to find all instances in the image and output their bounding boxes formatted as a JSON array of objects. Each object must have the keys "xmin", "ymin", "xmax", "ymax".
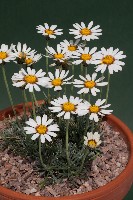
[{"xmin": 0, "ymin": 0, "xmax": 133, "ymax": 199}]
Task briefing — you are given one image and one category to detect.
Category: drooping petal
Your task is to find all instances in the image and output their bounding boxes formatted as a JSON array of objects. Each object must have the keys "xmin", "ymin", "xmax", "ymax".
[{"xmin": 31, "ymin": 133, "xmax": 40, "ymax": 140}]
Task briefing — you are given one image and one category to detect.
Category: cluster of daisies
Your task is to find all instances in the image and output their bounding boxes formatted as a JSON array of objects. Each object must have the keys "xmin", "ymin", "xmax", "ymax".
[
  {"xmin": 0, "ymin": 43, "xmax": 42, "ymax": 66},
  {"xmin": 45, "ymin": 42, "xmax": 126, "ymax": 74},
  {"xmin": 0, "ymin": 21, "xmax": 126, "ymax": 150}
]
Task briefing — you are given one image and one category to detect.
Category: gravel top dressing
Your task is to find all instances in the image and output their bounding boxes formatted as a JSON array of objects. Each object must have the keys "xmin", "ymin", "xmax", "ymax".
[{"xmin": 0, "ymin": 121, "xmax": 129, "ymax": 197}]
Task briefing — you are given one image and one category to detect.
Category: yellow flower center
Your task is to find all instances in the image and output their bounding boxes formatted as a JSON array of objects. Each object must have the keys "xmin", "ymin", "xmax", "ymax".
[
  {"xmin": 80, "ymin": 28, "xmax": 91, "ymax": 36},
  {"xmin": 45, "ymin": 29, "xmax": 54, "ymax": 35},
  {"xmin": 81, "ymin": 54, "xmax": 92, "ymax": 61},
  {"xmin": 0, "ymin": 52, "xmax": 8, "ymax": 59},
  {"xmin": 84, "ymin": 81, "xmax": 95, "ymax": 88},
  {"xmin": 88, "ymin": 140, "xmax": 97, "ymax": 148},
  {"xmin": 68, "ymin": 45, "xmax": 77, "ymax": 51},
  {"xmin": 54, "ymin": 53, "xmax": 64, "ymax": 59},
  {"xmin": 25, "ymin": 58, "xmax": 33, "ymax": 65},
  {"xmin": 89, "ymin": 105, "xmax": 100, "ymax": 113},
  {"xmin": 36, "ymin": 125, "xmax": 47, "ymax": 134},
  {"xmin": 62, "ymin": 102, "xmax": 75, "ymax": 112},
  {"xmin": 19, "ymin": 52, "xmax": 26, "ymax": 59},
  {"xmin": 52, "ymin": 78, "xmax": 62, "ymax": 86},
  {"xmin": 24, "ymin": 75, "xmax": 38, "ymax": 84},
  {"xmin": 102, "ymin": 55, "xmax": 115, "ymax": 65}
]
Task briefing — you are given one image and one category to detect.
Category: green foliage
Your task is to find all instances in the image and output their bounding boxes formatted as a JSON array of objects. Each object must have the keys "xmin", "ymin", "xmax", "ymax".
[
  {"xmin": 1, "ymin": 116, "xmax": 39, "ymax": 159},
  {"xmin": 1, "ymin": 100, "xmax": 102, "ymax": 185}
]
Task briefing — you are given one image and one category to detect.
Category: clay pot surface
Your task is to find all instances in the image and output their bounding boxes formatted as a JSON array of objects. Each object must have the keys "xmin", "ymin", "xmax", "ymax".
[{"xmin": 0, "ymin": 103, "xmax": 133, "ymax": 200}]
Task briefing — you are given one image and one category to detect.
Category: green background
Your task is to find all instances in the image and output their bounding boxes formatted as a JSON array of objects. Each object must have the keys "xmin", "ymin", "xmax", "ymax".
[{"xmin": 0, "ymin": 0, "xmax": 133, "ymax": 199}]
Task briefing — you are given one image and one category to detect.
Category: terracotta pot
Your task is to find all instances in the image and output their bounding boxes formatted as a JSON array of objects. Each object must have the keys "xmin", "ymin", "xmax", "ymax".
[{"xmin": 0, "ymin": 103, "xmax": 133, "ymax": 200}]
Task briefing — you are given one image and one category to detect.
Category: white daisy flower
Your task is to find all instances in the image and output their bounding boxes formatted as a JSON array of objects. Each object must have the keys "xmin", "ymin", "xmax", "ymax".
[
  {"xmin": 24, "ymin": 114, "xmax": 59, "ymax": 143},
  {"xmin": 76, "ymin": 99, "xmax": 113, "ymax": 122},
  {"xmin": 60, "ymin": 39, "xmax": 85, "ymax": 54},
  {"xmin": 73, "ymin": 73, "xmax": 108, "ymax": 96},
  {"xmin": 49, "ymin": 57, "xmax": 72, "ymax": 70},
  {"xmin": 49, "ymin": 95, "xmax": 83, "ymax": 119},
  {"xmin": 60, "ymin": 58, "xmax": 72, "ymax": 70},
  {"xmin": 93, "ymin": 47, "xmax": 126, "ymax": 74},
  {"xmin": 49, "ymin": 57, "xmax": 72, "ymax": 69},
  {"xmin": 12, "ymin": 42, "xmax": 36, "ymax": 64},
  {"xmin": 36, "ymin": 23, "xmax": 63, "ymax": 39},
  {"xmin": 56, "ymin": 57, "xmax": 72, "ymax": 71},
  {"xmin": 0, "ymin": 44, "xmax": 15, "ymax": 64},
  {"xmin": 69, "ymin": 21, "xmax": 102, "ymax": 41},
  {"xmin": 12, "ymin": 67, "xmax": 49, "ymax": 92},
  {"xmin": 24, "ymin": 53, "xmax": 42, "ymax": 66},
  {"xmin": 84, "ymin": 132, "xmax": 101, "ymax": 148},
  {"xmin": 45, "ymin": 44, "xmax": 70, "ymax": 63},
  {"xmin": 47, "ymin": 69, "xmax": 73, "ymax": 91},
  {"xmin": 72, "ymin": 46, "xmax": 98, "ymax": 66}
]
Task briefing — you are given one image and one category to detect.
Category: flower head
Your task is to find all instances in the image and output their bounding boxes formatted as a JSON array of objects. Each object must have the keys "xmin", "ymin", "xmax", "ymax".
[
  {"xmin": 69, "ymin": 21, "xmax": 102, "ymax": 41},
  {"xmin": 49, "ymin": 57, "xmax": 72, "ymax": 71},
  {"xmin": 49, "ymin": 58, "xmax": 72, "ymax": 70},
  {"xmin": 0, "ymin": 44, "xmax": 15, "ymax": 64},
  {"xmin": 49, "ymin": 95, "xmax": 83, "ymax": 119},
  {"xmin": 45, "ymin": 44, "xmax": 70, "ymax": 63},
  {"xmin": 72, "ymin": 46, "xmax": 98, "ymax": 66},
  {"xmin": 93, "ymin": 47, "xmax": 126, "ymax": 74},
  {"xmin": 24, "ymin": 114, "xmax": 59, "ymax": 143},
  {"xmin": 36, "ymin": 23, "xmax": 63, "ymax": 39},
  {"xmin": 84, "ymin": 132, "xmax": 101, "ymax": 148},
  {"xmin": 77, "ymin": 99, "xmax": 113, "ymax": 122},
  {"xmin": 60, "ymin": 39, "xmax": 85, "ymax": 55},
  {"xmin": 73, "ymin": 73, "xmax": 108, "ymax": 96},
  {"xmin": 47, "ymin": 69, "xmax": 73, "ymax": 91},
  {"xmin": 12, "ymin": 42, "xmax": 37, "ymax": 64},
  {"xmin": 57, "ymin": 58, "xmax": 72, "ymax": 70},
  {"xmin": 24, "ymin": 53, "xmax": 42, "ymax": 66},
  {"xmin": 12, "ymin": 67, "xmax": 49, "ymax": 92}
]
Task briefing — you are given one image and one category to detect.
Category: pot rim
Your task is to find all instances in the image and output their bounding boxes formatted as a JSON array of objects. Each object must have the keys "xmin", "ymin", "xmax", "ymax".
[{"xmin": 0, "ymin": 104, "xmax": 133, "ymax": 200}]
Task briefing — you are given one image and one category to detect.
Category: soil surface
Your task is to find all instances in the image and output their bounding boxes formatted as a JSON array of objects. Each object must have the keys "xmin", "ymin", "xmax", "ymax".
[{"xmin": 0, "ymin": 121, "xmax": 129, "ymax": 197}]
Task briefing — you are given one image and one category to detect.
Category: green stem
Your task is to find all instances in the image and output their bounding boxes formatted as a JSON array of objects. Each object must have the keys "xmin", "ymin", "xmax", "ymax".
[
  {"xmin": 85, "ymin": 66, "xmax": 87, "ymax": 76},
  {"xmin": 58, "ymin": 90, "xmax": 61, "ymax": 98},
  {"xmin": 58, "ymin": 91, "xmax": 61, "ymax": 124},
  {"xmin": 23, "ymin": 89, "xmax": 31, "ymax": 113},
  {"xmin": 72, "ymin": 63, "xmax": 74, "ymax": 78},
  {"xmin": 21, "ymin": 65, "xmax": 28, "ymax": 112},
  {"xmin": 91, "ymin": 120, "xmax": 94, "ymax": 132},
  {"xmin": 85, "ymin": 94, "xmax": 90, "ymax": 133},
  {"xmin": 1, "ymin": 65, "xmax": 16, "ymax": 117},
  {"xmin": 46, "ymin": 41, "xmax": 50, "ymax": 102},
  {"xmin": 22, "ymin": 90, "xmax": 26, "ymax": 120},
  {"xmin": 83, "ymin": 67, "xmax": 88, "ymax": 100},
  {"xmin": 80, "ymin": 63, "xmax": 83, "ymax": 99},
  {"xmin": 33, "ymin": 91, "xmax": 38, "ymax": 107},
  {"xmin": 31, "ymin": 92, "xmax": 36, "ymax": 120},
  {"xmin": 42, "ymin": 91, "xmax": 48, "ymax": 100},
  {"xmin": 64, "ymin": 84, "xmax": 67, "ymax": 95},
  {"xmin": 84, "ymin": 40, "xmax": 87, "ymax": 47},
  {"xmin": 23, "ymin": 89, "xmax": 28, "ymax": 103},
  {"xmin": 105, "ymin": 72, "xmax": 110, "ymax": 104},
  {"xmin": 71, "ymin": 63, "xmax": 74, "ymax": 95},
  {"xmin": 85, "ymin": 114, "xmax": 89, "ymax": 133},
  {"xmin": 46, "ymin": 41, "xmax": 49, "ymax": 73},
  {"xmin": 66, "ymin": 119, "xmax": 70, "ymax": 165},
  {"xmin": 80, "ymin": 63, "xmax": 83, "ymax": 76},
  {"xmin": 79, "ymin": 148, "xmax": 88, "ymax": 173},
  {"xmin": 39, "ymin": 138, "xmax": 46, "ymax": 169},
  {"xmin": 100, "ymin": 73, "xmax": 104, "ymax": 98},
  {"xmin": 48, "ymin": 88, "xmax": 50, "ymax": 103},
  {"xmin": 39, "ymin": 140, "xmax": 60, "ymax": 184},
  {"xmin": 88, "ymin": 92, "xmax": 91, "ymax": 102}
]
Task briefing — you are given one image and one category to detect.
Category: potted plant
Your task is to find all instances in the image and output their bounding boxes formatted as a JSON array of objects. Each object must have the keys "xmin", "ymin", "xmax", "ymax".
[{"xmin": 0, "ymin": 21, "xmax": 133, "ymax": 200}]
